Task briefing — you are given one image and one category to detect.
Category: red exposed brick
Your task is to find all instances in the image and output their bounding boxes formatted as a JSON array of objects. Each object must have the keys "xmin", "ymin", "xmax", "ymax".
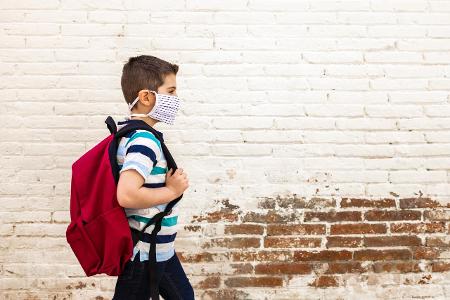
[
  {"xmin": 325, "ymin": 262, "xmax": 367, "ymax": 274},
  {"xmin": 196, "ymin": 276, "xmax": 221, "ymax": 289},
  {"xmin": 192, "ymin": 208, "xmax": 238, "ymax": 223},
  {"xmin": 255, "ymin": 262, "xmax": 312, "ymax": 274},
  {"xmin": 330, "ymin": 223, "xmax": 387, "ymax": 235},
  {"xmin": 431, "ymin": 261, "xmax": 450, "ymax": 272},
  {"xmin": 372, "ymin": 261, "xmax": 421, "ymax": 273},
  {"xmin": 183, "ymin": 225, "xmax": 201, "ymax": 232},
  {"xmin": 293, "ymin": 250, "xmax": 352, "ymax": 261},
  {"xmin": 266, "ymin": 224, "xmax": 325, "ymax": 236},
  {"xmin": 231, "ymin": 250, "xmax": 293, "ymax": 262},
  {"xmin": 340, "ymin": 198, "xmax": 396, "ymax": 208},
  {"xmin": 304, "ymin": 211, "xmax": 362, "ymax": 222},
  {"xmin": 177, "ymin": 251, "xmax": 229, "ymax": 263},
  {"xmin": 354, "ymin": 249, "xmax": 412, "ymax": 261},
  {"xmin": 224, "ymin": 276, "xmax": 283, "ymax": 287},
  {"xmin": 230, "ymin": 263, "xmax": 253, "ymax": 274},
  {"xmin": 426, "ymin": 236, "xmax": 450, "ymax": 247},
  {"xmin": 264, "ymin": 237, "xmax": 321, "ymax": 248},
  {"xmin": 399, "ymin": 197, "xmax": 449, "ymax": 209},
  {"xmin": 224, "ymin": 224, "xmax": 264, "ymax": 235},
  {"xmin": 258, "ymin": 196, "xmax": 336, "ymax": 210},
  {"xmin": 365, "ymin": 210, "xmax": 421, "ymax": 221},
  {"xmin": 363, "ymin": 235, "xmax": 421, "ymax": 247},
  {"xmin": 242, "ymin": 210, "xmax": 300, "ymax": 223},
  {"xmin": 201, "ymin": 289, "xmax": 250, "ymax": 300},
  {"xmin": 412, "ymin": 246, "xmax": 441, "ymax": 260},
  {"xmin": 309, "ymin": 275, "xmax": 339, "ymax": 287},
  {"xmin": 390, "ymin": 222, "xmax": 446, "ymax": 234},
  {"xmin": 326, "ymin": 236, "xmax": 363, "ymax": 248},
  {"xmin": 423, "ymin": 210, "xmax": 450, "ymax": 221},
  {"xmin": 203, "ymin": 238, "xmax": 260, "ymax": 249}
]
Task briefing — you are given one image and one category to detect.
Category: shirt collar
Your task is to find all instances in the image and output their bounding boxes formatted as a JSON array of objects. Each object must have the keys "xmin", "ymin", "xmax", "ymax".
[{"xmin": 117, "ymin": 119, "xmax": 164, "ymax": 141}]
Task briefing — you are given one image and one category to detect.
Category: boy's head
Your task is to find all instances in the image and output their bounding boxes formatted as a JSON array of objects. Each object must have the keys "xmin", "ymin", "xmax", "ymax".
[{"xmin": 121, "ymin": 55, "xmax": 179, "ymax": 124}]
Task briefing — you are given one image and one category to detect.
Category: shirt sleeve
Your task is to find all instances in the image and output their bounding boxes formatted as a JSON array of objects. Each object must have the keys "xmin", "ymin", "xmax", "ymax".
[{"xmin": 119, "ymin": 130, "xmax": 162, "ymax": 181}]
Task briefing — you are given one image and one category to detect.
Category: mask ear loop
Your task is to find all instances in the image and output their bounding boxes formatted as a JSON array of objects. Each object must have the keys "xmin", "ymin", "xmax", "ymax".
[{"xmin": 127, "ymin": 90, "xmax": 158, "ymax": 119}]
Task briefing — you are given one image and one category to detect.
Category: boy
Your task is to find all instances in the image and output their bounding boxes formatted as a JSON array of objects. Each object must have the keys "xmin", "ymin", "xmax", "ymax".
[{"xmin": 112, "ymin": 55, "xmax": 194, "ymax": 299}]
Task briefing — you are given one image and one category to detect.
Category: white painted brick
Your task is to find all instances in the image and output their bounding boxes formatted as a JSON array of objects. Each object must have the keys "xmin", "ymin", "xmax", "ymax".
[
  {"xmin": 336, "ymin": 12, "xmax": 396, "ymax": 24},
  {"xmin": 215, "ymin": 12, "xmax": 275, "ymax": 24},
  {"xmin": 305, "ymin": 104, "xmax": 364, "ymax": 117},
  {"xmin": 247, "ymin": 77, "xmax": 309, "ymax": 90},
  {"xmin": 186, "ymin": 0, "xmax": 248, "ymax": 11},
  {"xmin": 26, "ymin": 37, "xmax": 90, "ymax": 49},
  {"xmin": 365, "ymin": 132, "xmax": 425, "ymax": 144},
  {"xmin": 88, "ymin": 11, "xmax": 127, "ymax": 23},
  {"xmin": 336, "ymin": 118, "xmax": 396, "ymax": 130},
  {"xmin": 389, "ymin": 92, "xmax": 448, "ymax": 104},
  {"xmin": 122, "ymin": 0, "xmax": 185, "ymax": 10},
  {"xmin": 365, "ymin": 105, "xmax": 423, "ymax": 118},
  {"xmin": 2, "ymin": 23, "xmax": 60, "ymax": 35},
  {"xmin": 60, "ymin": 0, "xmax": 124, "ymax": 10},
  {"xmin": 398, "ymin": 118, "xmax": 450, "ymax": 130},
  {"xmin": 368, "ymin": 25, "xmax": 427, "ymax": 37},
  {"xmin": 274, "ymin": 117, "xmax": 335, "ymax": 130},
  {"xmin": 389, "ymin": 171, "xmax": 447, "ymax": 183},
  {"xmin": 1, "ymin": 0, "xmax": 59, "ymax": 9},
  {"xmin": 309, "ymin": 25, "xmax": 367, "ymax": 37},
  {"xmin": 248, "ymin": 0, "xmax": 309, "ymax": 11},
  {"xmin": 311, "ymin": 78, "xmax": 369, "ymax": 90},
  {"xmin": 23, "ymin": 10, "xmax": 87, "ymax": 23},
  {"xmin": 151, "ymin": 12, "xmax": 213, "ymax": 24},
  {"xmin": 303, "ymin": 51, "xmax": 364, "ymax": 63},
  {"xmin": 275, "ymin": 12, "xmax": 334, "ymax": 24},
  {"xmin": 371, "ymin": 78, "xmax": 428, "ymax": 90},
  {"xmin": 152, "ymin": 38, "xmax": 213, "ymax": 50},
  {"xmin": 430, "ymin": 1, "xmax": 450, "ymax": 12},
  {"xmin": 61, "ymin": 24, "xmax": 123, "ymax": 36},
  {"xmin": 310, "ymin": 1, "xmax": 371, "ymax": 11},
  {"xmin": 186, "ymin": 24, "xmax": 248, "ymax": 37},
  {"xmin": 329, "ymin": 91, "xmax": 388, "ymax": 104},
  {"xmin": 365, "ymin": 51, "xmax": 423, "ymax": 63},
  {"xmin": 0, "ymin": 212, "xmax": 51, "ymax": 223},
  {"xmin": 371, "ymin": 0, "xmax": 428, "ymax": 12}
]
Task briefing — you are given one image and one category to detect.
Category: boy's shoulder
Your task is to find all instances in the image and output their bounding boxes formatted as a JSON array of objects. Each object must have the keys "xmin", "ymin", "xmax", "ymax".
[{"xmin": 125, "ymin": 129, "xmax": 162, "ymax": 151}]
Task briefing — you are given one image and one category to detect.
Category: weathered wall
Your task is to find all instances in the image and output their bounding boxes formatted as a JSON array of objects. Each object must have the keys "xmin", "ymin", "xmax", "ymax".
[{"xmin": 1, "ymin": 0, "xmax": 450, "ymax": 299}]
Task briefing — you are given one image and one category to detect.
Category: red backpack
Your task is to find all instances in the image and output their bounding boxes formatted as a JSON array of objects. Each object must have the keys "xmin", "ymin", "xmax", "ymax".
[{"xmin": 66, "ymin": 116, "xmax": 182, "ymax": 299}]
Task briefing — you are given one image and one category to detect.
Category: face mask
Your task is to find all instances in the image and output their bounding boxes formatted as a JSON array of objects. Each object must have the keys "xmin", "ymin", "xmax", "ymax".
[{"xmin": 127, "ymin": 91, "xmax": 181, "ymax": 125}]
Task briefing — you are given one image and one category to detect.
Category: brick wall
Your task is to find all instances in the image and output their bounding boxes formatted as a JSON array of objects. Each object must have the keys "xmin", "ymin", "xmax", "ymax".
[{"xmin": 1, "ymin": 0, "xmax": 450, "ymax": 299}]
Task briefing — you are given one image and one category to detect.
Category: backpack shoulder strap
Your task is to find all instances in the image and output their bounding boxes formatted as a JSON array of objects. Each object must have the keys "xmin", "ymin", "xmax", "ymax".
[
  {"xmin": 106, "ymin": 116, "xmax": 179, "ymax": 186},
  {"xmin": 105, "ymin": 116, "xmax": 117, "ymax": 135},
  {"xmin": 114, "ymin": 119, "xmax": 178, "ymax": 172}
]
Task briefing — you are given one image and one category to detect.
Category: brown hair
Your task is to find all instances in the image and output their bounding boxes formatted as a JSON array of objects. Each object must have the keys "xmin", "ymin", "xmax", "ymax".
[{"xmin": 121, "ymin": 55, "xmax": 179, "ymax": 106}]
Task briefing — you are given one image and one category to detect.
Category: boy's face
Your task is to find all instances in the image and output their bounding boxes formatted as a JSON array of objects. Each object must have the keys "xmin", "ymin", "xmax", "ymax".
[
  {"xmin": 157, "ymin": 73, "xmax": 177, "ymax": 96},
  {"xmin": 131, "ymin": 72, "xmax": 177, "ymax": 118}
]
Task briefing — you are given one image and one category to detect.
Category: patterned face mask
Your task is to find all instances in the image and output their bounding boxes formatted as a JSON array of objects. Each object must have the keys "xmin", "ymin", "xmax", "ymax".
[{"xmin": 127, "ymin": 91, "xmax": 181, "ymax": 125}]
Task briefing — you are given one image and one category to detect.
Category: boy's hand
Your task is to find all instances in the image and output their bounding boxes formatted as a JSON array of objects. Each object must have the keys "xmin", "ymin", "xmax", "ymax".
[{"xmin": 166, "ymin": 167, "xmax": 189, "ymax": 198}]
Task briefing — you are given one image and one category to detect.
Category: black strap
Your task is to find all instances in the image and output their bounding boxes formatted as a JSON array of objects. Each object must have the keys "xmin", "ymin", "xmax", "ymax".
[
  {"xmin": 106, "ymin": 116, "xmax": 182, "ymax": 300},
  {"xmin": 105, "ymin": 116, "xmax": 117, "ymax": 135}
]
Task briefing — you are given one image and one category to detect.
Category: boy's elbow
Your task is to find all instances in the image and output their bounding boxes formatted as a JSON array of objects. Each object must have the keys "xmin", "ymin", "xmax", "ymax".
[{"xmin": 117, "ymin": 186, "xmax": 135, "ymax": 208}]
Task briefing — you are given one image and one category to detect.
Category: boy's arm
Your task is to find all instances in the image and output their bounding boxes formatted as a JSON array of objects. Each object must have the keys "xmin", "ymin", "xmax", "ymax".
[
  {"xmin": 117, "ymin": 169, "xmax": 176, "ymax": 209},
  {"xmin": 116, "ymin": 130, "xmax": 175, "ymax": 209}
]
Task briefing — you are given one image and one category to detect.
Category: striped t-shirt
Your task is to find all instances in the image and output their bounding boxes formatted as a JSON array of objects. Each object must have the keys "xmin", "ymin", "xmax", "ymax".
[{"xmin": 116, "ymin": 118, "xmax": 179, "ymax": 262}]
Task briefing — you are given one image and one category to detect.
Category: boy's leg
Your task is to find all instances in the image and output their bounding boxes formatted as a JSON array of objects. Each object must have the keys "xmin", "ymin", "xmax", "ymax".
[
  {"xmin": 112, "ymin": 253, "xmax": 146, "ymax": 300},
  {"xmin": 158, "ymin": 251, "xmax": 195, "ymax": 300}
]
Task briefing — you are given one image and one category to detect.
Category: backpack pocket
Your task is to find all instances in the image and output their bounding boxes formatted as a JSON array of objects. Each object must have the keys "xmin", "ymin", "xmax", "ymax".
[
  {"xmin": 66, "ymin": 217, "xmax": 101, "ymax": 276},
  {"xmin": 83, "ymin": 206, "xmax": 133, "ymax": 276}
]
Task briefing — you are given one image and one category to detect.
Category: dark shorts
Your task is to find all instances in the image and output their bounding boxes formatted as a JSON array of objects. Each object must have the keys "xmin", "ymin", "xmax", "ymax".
[{"xmin": 112, "ymin": 250, "xmax": 195, "ymax": 300}]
